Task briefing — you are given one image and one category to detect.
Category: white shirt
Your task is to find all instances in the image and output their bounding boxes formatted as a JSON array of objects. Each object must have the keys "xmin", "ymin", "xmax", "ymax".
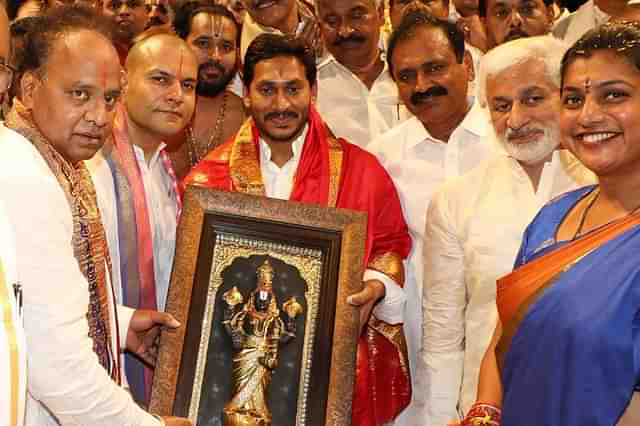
[
  {"xmin": 316, "ymin": 55, "xmax": 407, "ymax": 149},
  {"xmin": 0, "ymin": 125, "xmax": 158, "ymax": 426},
  {"xmin": 87, "ymin": 143, "xmax": 178, "ymax": 312},
  {"xmin": 368, "ymin": 100, "xmax": 492, "ymax": 426},
  {"xmin": 422, "ymin": 151, "xmax": 596, "ymax": 426},
  {"xmin": 0, "ymin": 200, "xmax": 26, "ymax": 426},
  {"xmin": 553, "ymin": 0, "xmax": 609, "ymax": 46},
  {"xmin": 258, "ymin": 128, "xmax": 406, "ymax": 324}
]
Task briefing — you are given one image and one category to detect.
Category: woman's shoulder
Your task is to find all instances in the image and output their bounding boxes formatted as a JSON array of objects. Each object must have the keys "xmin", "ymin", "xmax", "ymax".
[{"xmin": 517, "ymin": 185, "xmax": 597, "ymax": 265}]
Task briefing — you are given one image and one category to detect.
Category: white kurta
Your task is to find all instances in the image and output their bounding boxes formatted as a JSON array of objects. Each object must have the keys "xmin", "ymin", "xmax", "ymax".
[
  {"xmin": 316, "ymin": 55, "xmax": 409, "ymax": 150},
  {"xmin": 422, "ymin": 151, "xmax": 596, "ymax": 426},
  {"xmin": 553, "ymin": 0, "xmax": 609, "ymax": 46},
  {"xmin": 257, "ymin": 126, "xmax": 406, "ymax": 323},
  {"xmin": 87, "ymin": 143, "xmax": 178, "ymax": 312},
  {"xmin": 368, "ymin": 101, "xmax": 493, "ymax": 426},
  {"xmin": 0, "ymin": 200, "xmax": 26, "ymax": 426},
  {"xmin": 0, "ymin": 124, "xmax": 159, "ymax": 426}
]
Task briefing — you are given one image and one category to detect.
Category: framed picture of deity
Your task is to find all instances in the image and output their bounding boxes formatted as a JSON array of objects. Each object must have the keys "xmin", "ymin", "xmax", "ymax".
[{"xmin": 149, "ymin": 186, "xmax": 367, "ymax": 426}]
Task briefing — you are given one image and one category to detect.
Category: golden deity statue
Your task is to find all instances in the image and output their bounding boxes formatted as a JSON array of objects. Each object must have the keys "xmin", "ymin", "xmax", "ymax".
[{"xmin": 221, "ymin": 259, "xmax": 303, "ymax": 426}]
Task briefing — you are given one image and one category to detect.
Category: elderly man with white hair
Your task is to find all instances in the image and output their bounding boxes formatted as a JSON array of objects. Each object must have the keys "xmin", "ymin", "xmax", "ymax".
[{"xmin": 421, "ymin": 35, "xmax": 596, "ymax": 426}]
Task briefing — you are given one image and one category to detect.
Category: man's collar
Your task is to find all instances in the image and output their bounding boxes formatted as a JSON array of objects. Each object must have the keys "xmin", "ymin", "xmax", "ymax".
[
  {"xmin": 132, "ymin": 141, "xmax": 167, "ymax": 166},
  {"xmin": 406, "ymin": 97, "xmax": 487, "ymax": 149},
  {"xmin": 259, "ymin": 124, "xmax": 308, "ymax": 166},
  {"xmin": 319, "ymin": 52, "xmax": 389, "ymax": 79}
]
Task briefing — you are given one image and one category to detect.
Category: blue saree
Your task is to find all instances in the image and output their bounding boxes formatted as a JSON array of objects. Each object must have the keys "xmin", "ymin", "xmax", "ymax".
[{"xmin": 499, "ymin": 185, "xmax": 640, "ymax": 426}]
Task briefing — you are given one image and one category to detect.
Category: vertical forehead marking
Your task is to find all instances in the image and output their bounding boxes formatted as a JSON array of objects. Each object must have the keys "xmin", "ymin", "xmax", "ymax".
[{"xmin": 212, "ymin": 14, "xmax": 224, "ymax": 39}]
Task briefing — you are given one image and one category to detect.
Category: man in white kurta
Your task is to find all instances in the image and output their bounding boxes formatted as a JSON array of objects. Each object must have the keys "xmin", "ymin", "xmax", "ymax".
[
  {"xmin": 0, "ymin": 6, "xmax": 26, "ymax": 425},
  {"xmin": 316, "ymin": 0, "xmax": 409, "ymax": 149},
  {"xmin": 368, "ymin": 11, "xmax": 493, "ymax": 425},
  {"xmin": 87, "ymin": 33, "xmax": 197, "ymax": 404},
  {"xmin": 0, "ymin": 123, "xmax": 160, "ymax": 426},
  {"xmin": 422, "ymin": 36, "xmax": 596, "ymax": 426}
]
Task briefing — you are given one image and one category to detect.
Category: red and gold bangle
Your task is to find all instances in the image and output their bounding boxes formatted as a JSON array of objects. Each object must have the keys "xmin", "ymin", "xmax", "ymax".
[{"xmin": 456, "ymin": 402, "xmax": 501, "ymax": 426}]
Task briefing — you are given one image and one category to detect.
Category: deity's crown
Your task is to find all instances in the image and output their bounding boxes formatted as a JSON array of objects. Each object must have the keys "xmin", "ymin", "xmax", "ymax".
[{"xmin": 256, "ymin": 259, "xmax": 274, "ymax": 292}]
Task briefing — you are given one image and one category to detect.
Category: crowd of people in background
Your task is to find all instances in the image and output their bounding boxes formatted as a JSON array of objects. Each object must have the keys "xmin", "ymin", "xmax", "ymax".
[{"xmin": 1, "ymin": 0, "xmax": 640, "ymax": 425}]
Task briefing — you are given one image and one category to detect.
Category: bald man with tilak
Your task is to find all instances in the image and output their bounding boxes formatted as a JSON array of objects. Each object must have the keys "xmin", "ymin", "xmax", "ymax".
[{"xmin": 86, "ymin": 32, "xmax": 198, "ymax": 406}]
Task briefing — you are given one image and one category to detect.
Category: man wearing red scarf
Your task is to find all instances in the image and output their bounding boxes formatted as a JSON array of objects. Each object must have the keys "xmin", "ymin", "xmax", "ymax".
[{"xmin": 184, "ymin": 33, "xmax": 412, "ymax": 426}]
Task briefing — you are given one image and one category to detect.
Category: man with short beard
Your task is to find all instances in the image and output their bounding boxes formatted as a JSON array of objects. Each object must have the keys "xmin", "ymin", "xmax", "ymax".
[
  {"xmin": 478, "ymin": 0, "xmax": 554, "ymax": 49},
  {"xmin": 103, "ymin": 0, "xmax": 148, "ymax": 62},
  {"xmin": 184, "ymin": 33, "xmax": 413, "ymax": 426},
  {"xmin": 168, "ymin": 4, "xmax": 245, "ymax": 179},
  {"xmin": 87, "ymin": 31, "xmax": 198, "ymax": 406},
  {"xmin": 240, "ymin": 0, "xmax": 323, "ymax": 61},
  {"xmin": 423, "ymin": 35, "xmax": 594, "ymax": 426},
  {"xmin": 367, "ymin": 11, "xmax": 492, "ymax": 424}
]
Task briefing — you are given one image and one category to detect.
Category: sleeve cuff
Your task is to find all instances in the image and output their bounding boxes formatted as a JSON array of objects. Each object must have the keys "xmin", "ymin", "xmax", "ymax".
[
  {"xmin": 364, "ymin": 269, "xmax": 406, "ymax": 325},
  {"xmin": 116, "ymin": 305, "xmax": 135, "ymax": 350}
]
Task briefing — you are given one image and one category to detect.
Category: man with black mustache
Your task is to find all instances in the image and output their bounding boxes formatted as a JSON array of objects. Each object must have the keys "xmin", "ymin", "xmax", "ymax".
[
  {"xmin": 368, "ymin": 11, "xmax": 493, "ymax": 425},
  {"xmin": 184, "ymin": 33, "xmax": 413, "ymax": 426},
  {"xmin": 87, "ymin": 31, "xmax": 198, "ymax": 405},
  {"xmin": 144, "ymin": 0, "xmax": 174, "ymax": 30},
  {"xmin": 240, "ymin": 0, "xmax": 323, "ymax": 61},
  {"xmin": 169, "ymin": 3, "xmax": 246, "ymax": 179},
  {"xmin": 315, "ymin": 0, "xmax": 407, "ymax": 150},
  {"xmin": 478, "ymin": 0, "xmax": 554, "ymax": 49}
]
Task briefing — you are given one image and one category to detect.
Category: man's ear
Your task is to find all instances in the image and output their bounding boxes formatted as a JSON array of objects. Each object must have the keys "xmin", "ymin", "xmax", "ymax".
[
  {"xmin": 463, "ymin": 50, "xmax": 475, "ymax": 82},
  {"xmin": 20, "ymin": 71, "xmax": 38, "ymax": 109},
  {"xmin": 243, "ymin": 86, "xmax": 251, "ymax": 110},
  {"xmin": 545, "ymin": 3, "xmax": 555, "ymax": 29},
  {"xmin": 311, "ymin": 82, "xmax": 318, "ymax": 104}
]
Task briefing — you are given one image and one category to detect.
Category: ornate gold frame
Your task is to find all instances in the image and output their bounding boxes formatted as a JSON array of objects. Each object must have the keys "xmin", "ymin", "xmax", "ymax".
[{"xmin": 150, "ymin": 187, "xmax": 367, "ymax": 426}]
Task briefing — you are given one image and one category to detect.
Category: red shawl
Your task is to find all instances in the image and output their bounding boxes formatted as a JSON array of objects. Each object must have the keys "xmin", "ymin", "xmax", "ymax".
[{"xmin": 184, "ymin": 106, "xmax": 412, "ymax": 425}]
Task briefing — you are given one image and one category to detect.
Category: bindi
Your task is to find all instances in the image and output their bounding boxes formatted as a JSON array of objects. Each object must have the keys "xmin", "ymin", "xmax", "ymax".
[{"xmin": 584, "ymin": 78, "xmax": 592, "ymax": 93}]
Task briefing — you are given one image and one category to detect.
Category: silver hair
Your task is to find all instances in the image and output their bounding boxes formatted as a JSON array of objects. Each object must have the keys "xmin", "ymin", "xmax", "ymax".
[{"xmin": 478, "ymin": 35, "xmax": 568, "ymax": 107}]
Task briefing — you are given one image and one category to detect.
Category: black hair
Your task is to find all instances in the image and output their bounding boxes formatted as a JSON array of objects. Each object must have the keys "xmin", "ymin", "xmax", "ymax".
[
  {"xmin": 561, "ymin": 21, "xmax": 640, "ymax": 88},
  {"xmin": 478, "ymin": 0, "xmax": 553, "ymax": 17},
  {"xmin": 21, "ymin": 5, "xmax": 114, "ymax": 74},
  {"xmin": 10, "ymin": 15, "xmax": 43, "ymax": 38},
  {"xmin": 173, "ymin": 2, "xmax": 240, "ymax": 44},
  {"xmin": 243, "ymin": 33, "xmax": 316, "ymax": 88},
  {"xmin": 10, "ymin": 16, "xmax": 44, "ymax": 72},
  {"xmin": 387, "ymin": 9, "xmax": 465, "ymax": 78}
]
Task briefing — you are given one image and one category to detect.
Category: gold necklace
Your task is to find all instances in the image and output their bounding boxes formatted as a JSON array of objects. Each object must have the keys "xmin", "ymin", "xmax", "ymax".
[{"xmin": 187, "ymin": 91, "xmax": 228, "ymax": 166}]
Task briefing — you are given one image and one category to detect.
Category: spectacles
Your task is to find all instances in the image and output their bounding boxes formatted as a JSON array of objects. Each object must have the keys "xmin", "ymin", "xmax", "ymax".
[{"xmin": 0, "ymin": 63, "xmax": 15, "ymax": 92}]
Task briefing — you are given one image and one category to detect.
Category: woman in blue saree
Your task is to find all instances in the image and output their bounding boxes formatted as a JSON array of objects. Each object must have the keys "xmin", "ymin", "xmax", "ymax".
[{"xmin": 457, "ymin": 22, "xmax": 640, "ymax": 426}]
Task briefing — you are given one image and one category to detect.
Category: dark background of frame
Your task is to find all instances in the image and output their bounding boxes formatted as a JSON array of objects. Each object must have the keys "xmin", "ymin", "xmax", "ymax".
[{"xmin": 172, "ymin": 212, "xmax": 343, "ymax": 426}]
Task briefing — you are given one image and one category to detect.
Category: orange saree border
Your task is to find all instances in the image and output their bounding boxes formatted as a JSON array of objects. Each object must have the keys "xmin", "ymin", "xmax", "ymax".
[{"xmin": 495, "ymin": 203, "xmax": 640, "ymax": 369}]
